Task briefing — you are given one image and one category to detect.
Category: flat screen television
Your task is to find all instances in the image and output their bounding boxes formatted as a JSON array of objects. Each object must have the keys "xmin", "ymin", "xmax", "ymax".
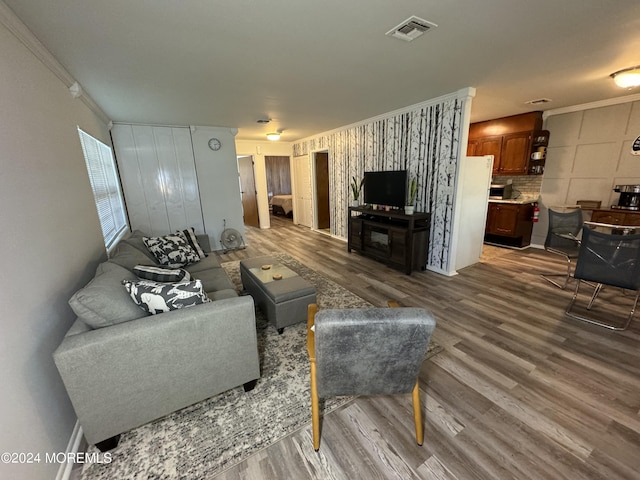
[{"xmin": 363, "ymin": 170, "xmax": 407, "ymax": 208}]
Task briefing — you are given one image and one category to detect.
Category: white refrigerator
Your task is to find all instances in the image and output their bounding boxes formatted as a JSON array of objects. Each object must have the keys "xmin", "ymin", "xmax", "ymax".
[{"xmin": 450, "ymin": 155, "xmax": 494, "ymax": 273}]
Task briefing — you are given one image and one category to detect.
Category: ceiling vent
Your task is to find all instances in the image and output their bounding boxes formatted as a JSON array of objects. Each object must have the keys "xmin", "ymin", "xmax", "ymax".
[
  {"xmin": 386, "ymin": 16, "xmax": 437, "ymax": 42},
  {"xmin": 525, "ymin": 98, "xmax": 552, "ymax": 105}
]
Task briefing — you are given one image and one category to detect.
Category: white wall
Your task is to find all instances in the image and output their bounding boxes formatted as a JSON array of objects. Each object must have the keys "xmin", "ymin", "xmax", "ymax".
[
  {"xmin": 532, "ymin": 99, "xmax": 640, "ymax": 245},
  {"xmin": 235, "ymin": 140, "xmax": 294, "ymax": 229},
  {"xmin": 191, "ymin": 126, "xmax": 246, "ymax": 249},
  {"xmin": 0, "ymin": 13, "xmax": 112, "ymax": 480}
]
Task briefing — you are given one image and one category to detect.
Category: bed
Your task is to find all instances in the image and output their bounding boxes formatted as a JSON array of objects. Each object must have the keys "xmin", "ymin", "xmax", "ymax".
[{"xmin": 270, "ymin": 194, "xmax": 293, "ymax": 216}]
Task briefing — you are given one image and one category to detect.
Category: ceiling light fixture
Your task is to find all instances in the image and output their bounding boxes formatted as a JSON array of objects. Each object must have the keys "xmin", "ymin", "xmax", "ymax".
[
  {"xmin": 610, "ymin": 65, "xmax": 640, "ymax": 89},
  {"xmin": 266, "ymin": 132, "xmax": 281, "ymax": 141}
]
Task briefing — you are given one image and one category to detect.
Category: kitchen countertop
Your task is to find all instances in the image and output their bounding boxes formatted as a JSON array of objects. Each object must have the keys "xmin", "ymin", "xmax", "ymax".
[{"xmin": 488, "ymin": 195, "xmax": 539, "ymax": 205}]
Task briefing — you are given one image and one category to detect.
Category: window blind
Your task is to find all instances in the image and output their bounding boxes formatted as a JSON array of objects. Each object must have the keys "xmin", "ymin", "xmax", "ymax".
[{"xmin": 78, "ymin": 128, "xmax": 128, "ymax": 251}]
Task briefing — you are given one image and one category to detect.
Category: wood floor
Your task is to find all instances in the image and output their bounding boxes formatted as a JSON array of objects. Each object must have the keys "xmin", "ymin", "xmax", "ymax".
[{"xmin": 213, "ymin": 216, "xmax": 640, "ymax": 480}]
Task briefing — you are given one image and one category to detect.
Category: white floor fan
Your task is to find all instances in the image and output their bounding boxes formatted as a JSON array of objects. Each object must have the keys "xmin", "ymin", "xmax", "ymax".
[{"xmin": 220, "ymin": 219, "xmax": 246, "ymax": 253}]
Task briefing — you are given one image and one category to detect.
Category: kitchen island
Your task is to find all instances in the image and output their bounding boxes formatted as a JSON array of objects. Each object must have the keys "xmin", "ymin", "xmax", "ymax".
[{"xmin": 485, "ymin": 196, "xmax": 537, "ymax": 248}]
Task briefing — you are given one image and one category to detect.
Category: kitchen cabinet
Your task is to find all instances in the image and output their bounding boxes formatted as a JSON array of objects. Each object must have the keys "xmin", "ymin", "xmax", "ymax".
[
  {"xmin": 467, "ymin": 112, "xmax": 549, "ymax": 176},
  {"xmin": 468, "ymin": 136, "xmax": 501, "ymax": 159},
  {"xmin": 485, "ymin": 202, "xmax": 534, "ymax": 248},
  {"xmin": 591, "ymin": 209, "xmax": 640, "ymax": 226},
  {"xmin": 500, "ymin": 132, "xmax": 532, "ymax": 175}
]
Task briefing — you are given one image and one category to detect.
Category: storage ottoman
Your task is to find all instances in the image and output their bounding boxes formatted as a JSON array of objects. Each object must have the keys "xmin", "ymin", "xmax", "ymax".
[{"xmin": 240, "ymin": 256, "xmax": 317, "ymax": 333}]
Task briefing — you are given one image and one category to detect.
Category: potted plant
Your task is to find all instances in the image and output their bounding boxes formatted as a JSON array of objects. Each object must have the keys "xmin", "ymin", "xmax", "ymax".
[
  {"xmin": 405, "ymin": 177, "xmax": 418, "ymax": 214},
  {"xmin": 351, "ymin": 176, "xmax": 364, "ymax": 207}
]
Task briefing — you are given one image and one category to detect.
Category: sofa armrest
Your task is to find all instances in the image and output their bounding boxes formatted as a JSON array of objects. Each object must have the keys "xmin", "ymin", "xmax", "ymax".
[{"xmin": 54, "ymin": 296, "xmax": 259, "ymax": 444}]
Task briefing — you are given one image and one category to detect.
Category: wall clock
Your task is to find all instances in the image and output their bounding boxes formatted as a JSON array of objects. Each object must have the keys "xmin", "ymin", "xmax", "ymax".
[{"xmin": 208, "ymin": 138, "xmax": 222, "ymax": 151}]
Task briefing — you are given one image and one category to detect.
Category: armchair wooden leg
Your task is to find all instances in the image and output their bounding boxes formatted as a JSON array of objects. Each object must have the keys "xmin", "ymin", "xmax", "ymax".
[
  {"xmin": 310, "ymin": 360, "xmax": 321, "ymax": 451},
  {"xmin": 412, "ymin": 380, "xmax": 424, "ymax": 446}
]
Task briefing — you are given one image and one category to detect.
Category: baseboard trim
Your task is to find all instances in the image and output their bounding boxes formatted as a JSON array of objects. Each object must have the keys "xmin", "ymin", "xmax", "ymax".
[{"xmin": 55, "ymin": 421, "xmax": 83, "ymax": 480}]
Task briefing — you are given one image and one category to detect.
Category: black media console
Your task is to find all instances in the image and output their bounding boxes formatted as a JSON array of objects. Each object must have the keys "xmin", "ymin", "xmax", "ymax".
[{"xmin": 347, "ymin": 206, "xmax": 431, "ymax": 274}]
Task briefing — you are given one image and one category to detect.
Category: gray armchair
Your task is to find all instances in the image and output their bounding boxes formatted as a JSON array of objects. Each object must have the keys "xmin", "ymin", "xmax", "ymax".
[{"xmin": 307, "ymin": 302, "xmax": 436, "ymax": 451}]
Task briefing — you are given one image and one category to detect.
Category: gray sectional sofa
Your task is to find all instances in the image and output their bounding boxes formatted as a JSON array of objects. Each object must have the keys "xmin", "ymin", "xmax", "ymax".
[{"xmin": 53, "ymin": 230, "xmax": 260, "ymax": 450}]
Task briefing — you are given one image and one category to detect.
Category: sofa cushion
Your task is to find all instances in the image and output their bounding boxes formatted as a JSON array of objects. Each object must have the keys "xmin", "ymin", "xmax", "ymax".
[
  {"xmin": 133, "ymin": 265, "xmax": 191, "ymax": 283},
  {"xmin": 122, "ymin": 279, "xmax": 211, "ymax": 314},
  {"xmin": 69, "ymin": 262, "xmax": 149, "ymax": 329},
  {"xmin": 178, "ymin": 227, "xmax": 207, "ymax": 260},
  {"xmin": 184, "ymin": 255, "xmax": 222, "ymax": 274},
  {"xmin": 109, "ymin": 242, "xmax": 158, "ymax": 271},
  {"xmin": 191, "ymin": 267, "xmax": 235, "ymax": 293},
  {"xmin": 208, "ymin": 289, "xmax": 239, "ymax": 301},
  {"xmin": 120, "ymin": 233, "xmax": 158, "ymax": 263},
  {"xmin": 143, "ymin": 234, "xmax": 200, "ymax": 267}
]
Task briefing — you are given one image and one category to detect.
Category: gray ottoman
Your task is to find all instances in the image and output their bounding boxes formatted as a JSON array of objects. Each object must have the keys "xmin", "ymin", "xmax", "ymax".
[{"xmin": 240, "ymin": 256, "xmax": 317, "ymax": 334}]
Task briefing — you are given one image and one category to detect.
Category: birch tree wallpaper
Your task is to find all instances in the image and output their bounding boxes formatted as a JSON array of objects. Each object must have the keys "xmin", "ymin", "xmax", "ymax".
[{"xmin": 292, "ymin": 92, "xmax": 469, "ymax": 273}]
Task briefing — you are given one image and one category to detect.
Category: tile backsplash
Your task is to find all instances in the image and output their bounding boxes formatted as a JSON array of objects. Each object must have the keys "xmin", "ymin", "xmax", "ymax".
[{"xmin": 493, "ymin": 175, "xmax": 543, "ymax": 199}]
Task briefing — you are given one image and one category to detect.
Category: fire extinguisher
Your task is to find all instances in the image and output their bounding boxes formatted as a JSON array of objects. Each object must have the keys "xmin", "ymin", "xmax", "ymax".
[{"xmin": 532, "ymin": 202, "xmax": 540, "ymax": 223}]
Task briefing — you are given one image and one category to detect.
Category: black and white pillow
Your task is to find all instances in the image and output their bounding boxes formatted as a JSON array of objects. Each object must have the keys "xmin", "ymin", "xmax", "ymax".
[
  {"xmin": 122, "ymin": 279, "xmax": 211, "ymax": 314},
  {"xmin": 132, "ymin": 265, "xmax": 191, "ymax": 283},
  {"xmin": 177, "ymin": 227, "xmax": 207, "ymax": 260},
  {"xmin": 143, "ymin": 234, "xmax": 200, "ymax": 267}
]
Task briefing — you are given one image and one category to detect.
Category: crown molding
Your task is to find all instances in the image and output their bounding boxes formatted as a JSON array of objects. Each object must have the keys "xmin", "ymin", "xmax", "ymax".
[
  {"xmin": 295, "ymin": 87, "xmax": 476, "ymax": 145},
  {"xmin": 0, "ymin": 1, "xmax": 110, "ymax": 124},
  {"xmin": 543, "ymin": 92, "xmax": 640, "ymax": 119}
]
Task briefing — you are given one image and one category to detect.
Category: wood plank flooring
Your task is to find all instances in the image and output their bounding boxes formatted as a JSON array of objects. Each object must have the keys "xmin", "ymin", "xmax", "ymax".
[{"xmin": 213, "ymin": 215, "xmax": 640, "ymax": 480}]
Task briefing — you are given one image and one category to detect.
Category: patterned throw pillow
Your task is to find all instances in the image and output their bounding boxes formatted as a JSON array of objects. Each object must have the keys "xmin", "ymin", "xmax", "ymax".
[
  {"xmin": 122, "ymin": 279, "xmax": 211, "ymax": 314},
  {"xmin": 132, "ymin": 265, "xmax": 191, "ymax": 283},
  {"xmin": 143, "ymin": 234, "xmax": 200, "ymax": 267},
  {"xmin": 178, "ymin": 227, "xmax": 207, "ymax": 260}
]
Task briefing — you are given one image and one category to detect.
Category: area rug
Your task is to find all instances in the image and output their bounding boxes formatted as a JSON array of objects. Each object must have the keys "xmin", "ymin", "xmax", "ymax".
[{"xmin": 81, "ymin": 253, "xmax": 442, "ymax": 479}]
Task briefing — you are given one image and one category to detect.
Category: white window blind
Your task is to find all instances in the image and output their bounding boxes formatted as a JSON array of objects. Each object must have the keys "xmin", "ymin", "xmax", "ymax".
[{"xmin": 78, "ymin": 128, "xmax": 128, "ymax": 251}]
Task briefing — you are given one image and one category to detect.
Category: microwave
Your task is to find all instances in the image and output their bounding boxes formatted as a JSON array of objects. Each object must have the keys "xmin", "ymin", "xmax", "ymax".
[{"xmin": 489, "ymin": 183, "xmax": 513, "ymax": 200}]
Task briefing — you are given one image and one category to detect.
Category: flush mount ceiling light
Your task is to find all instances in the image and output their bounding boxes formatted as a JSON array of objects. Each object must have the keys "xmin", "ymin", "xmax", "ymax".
[
  {"xmin": 266, "ymin": 132, "xmax": 281, "ymax": 141},
  {"xmin": 611, "ymin": 66, "xmax": 640, "ymax": 88}
]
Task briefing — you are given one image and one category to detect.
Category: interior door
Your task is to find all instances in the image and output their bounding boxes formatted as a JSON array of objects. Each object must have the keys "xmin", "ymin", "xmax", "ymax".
[
  {"xmin": 238, "ymin": 156, "xmax": 260, "ymax": 228},
  {"xmin": 293, "ymin": 155, "xmax": 313, "ymax": 227},
  {"xmin": 314, "ymin": 152, "xmax": 330, "ymax": 229}
]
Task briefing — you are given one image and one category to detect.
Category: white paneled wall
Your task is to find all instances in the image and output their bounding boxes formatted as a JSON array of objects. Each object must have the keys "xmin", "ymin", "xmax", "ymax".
[
  {"xmin": 112, "ymin": 124, "xmax": 205, "ymax": 237},
  {"xmin": 532, "ymin": 100, "xmax": 640, "ymax": 245}
]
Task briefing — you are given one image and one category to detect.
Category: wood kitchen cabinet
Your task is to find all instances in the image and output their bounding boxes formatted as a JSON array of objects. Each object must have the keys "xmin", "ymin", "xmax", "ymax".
[
  {"xmin": 467, "ymin": 136, "xmax": 501, "ymax": 159},
  {"xmin": 467, "ymin": 112, "xmax": 549, "ymax": 176},
  {"xmin": 591, "ymin": 209, "xmax": 640, "ymax": 226},
  {"xmin": 485, "ymin": 202, "xmax": 534, "ymax": 248}
]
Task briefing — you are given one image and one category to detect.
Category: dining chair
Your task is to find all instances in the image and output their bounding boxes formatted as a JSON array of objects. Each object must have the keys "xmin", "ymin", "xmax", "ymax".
[
  {"xmin": 565, "ymin": 225, "xmax": 640, "ymax": 330},
  {"xmin": 541, "ymin": 207, "xmax": 583, "ymax": 289},
  {"xmin": 307, "ymin": 302, "xmax": 436, "ymax": 451},
  {"xmin": 576, "ymin": 200, "xmax": 601, "ymax": 222}
]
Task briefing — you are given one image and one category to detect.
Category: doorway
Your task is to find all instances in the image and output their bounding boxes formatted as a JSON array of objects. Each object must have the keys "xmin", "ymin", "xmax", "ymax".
[
  {"xmin": 237, "ymin": 156, "xmax": 260, "ymax": 228},
  {"xmin": 265, "ymin": 155, "xmax": 293, "ymax": 221},
  {"xmin": 314, "ymin": 151, "xmax": 330, "ymax": 231}
]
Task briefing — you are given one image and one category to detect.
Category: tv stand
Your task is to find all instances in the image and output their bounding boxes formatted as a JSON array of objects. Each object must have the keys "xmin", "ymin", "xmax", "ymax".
[{"xmin": 347, "ymin": 207, "xmax": 431, "ymax": 274}]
